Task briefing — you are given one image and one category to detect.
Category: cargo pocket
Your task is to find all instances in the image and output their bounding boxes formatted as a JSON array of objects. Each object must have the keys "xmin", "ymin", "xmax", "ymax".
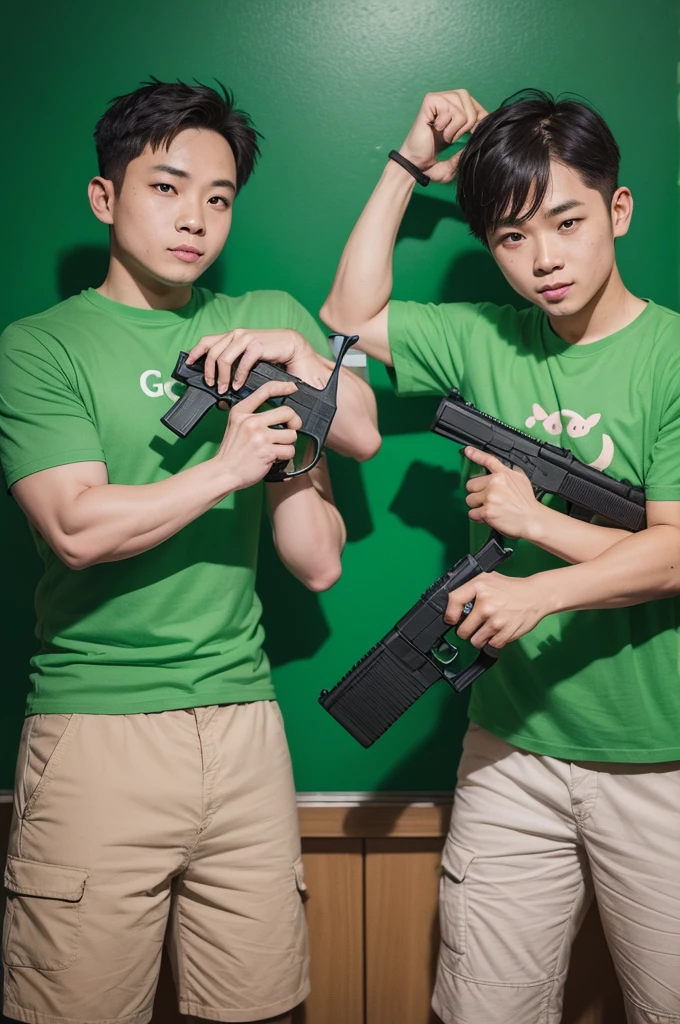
[
  {"xmin": 293, "ymin": 856, "xmax": 308, "ymax": 905},
  {"xmin": 292, "ymin": 856, "xmax": 309, "ymax": 905},
  {"xmin": 439, "ymin": 841, "xmax": 474, "ymax": 957},
  {"xmin": 3, "ymin": 856, "xmax": 88, "ymax": 971}
]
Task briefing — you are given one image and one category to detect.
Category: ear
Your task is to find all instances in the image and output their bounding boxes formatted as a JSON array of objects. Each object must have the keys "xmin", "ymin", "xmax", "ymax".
[
  {"xmin": 611, "ymin": 186, "xmax": 633, "ymax": 239},
  {"xmin": 88, "ymin": 176, "xmax": 116, "ymax": 225},
  {"xmin": 584, "ymin": 412, "xmax": 601, "ymax": 429}
]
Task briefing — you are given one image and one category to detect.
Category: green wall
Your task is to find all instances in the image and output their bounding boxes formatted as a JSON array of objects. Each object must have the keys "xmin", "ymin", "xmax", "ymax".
[{"xmin": 1, "ymin": 0, "xmax": 678, "ymax": 791}]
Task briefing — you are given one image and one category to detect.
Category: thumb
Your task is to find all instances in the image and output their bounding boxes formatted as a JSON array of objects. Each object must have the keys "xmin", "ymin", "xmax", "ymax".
[{"xmin": 427, "ymin": 148, "xmax": 464, "ymax": 184}]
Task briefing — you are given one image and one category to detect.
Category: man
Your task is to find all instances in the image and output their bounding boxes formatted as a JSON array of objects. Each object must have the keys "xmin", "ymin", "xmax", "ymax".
[
  {"xmin": 321, "ymin": 89, "xmax": 680, "ymax": 1023},
  {"xmin": 0, "ymin": 79, "xmax": 380, "ymax": 1024}
]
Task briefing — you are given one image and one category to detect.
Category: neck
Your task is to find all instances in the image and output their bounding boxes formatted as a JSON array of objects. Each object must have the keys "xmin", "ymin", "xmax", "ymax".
[
  {"xmin": 547, "ymin": 265, "xmax": 646, "ymax": 345},
  {"xmin": 97, "ymin": 248, "xmax": 193, "ymax": 310}
]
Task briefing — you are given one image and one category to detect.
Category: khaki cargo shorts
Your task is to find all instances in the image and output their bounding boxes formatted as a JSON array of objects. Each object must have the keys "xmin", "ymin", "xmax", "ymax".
[
  {"xmin": 3, "ymin": 701, "xmax": 309, "ymax": 1024},
  {"xmin": 434, "ymin": 722, "xmax": 680, "ymax": 1024}
]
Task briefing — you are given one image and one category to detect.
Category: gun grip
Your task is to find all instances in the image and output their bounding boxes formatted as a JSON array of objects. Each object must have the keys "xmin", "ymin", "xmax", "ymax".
[
  {"xmin": 442, "ymin": 646, "xmax": 500, "ymax": 693},
  {"xmin": 161, "ymin": 387, "xmax": 218, "ymax": 438}
]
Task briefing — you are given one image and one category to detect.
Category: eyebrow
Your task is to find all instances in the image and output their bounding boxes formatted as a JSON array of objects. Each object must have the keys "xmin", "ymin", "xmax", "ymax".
[
  {"xmin": 544, "ymin": 199, "xmax": 585, "ymax": 218},
  {"xmin": 152, "ymin": 164, "xmax": 236, "ymax": 191},
  {"xmin": 497, "ymin": 198, "xmax": 585, "ymax": 231}
]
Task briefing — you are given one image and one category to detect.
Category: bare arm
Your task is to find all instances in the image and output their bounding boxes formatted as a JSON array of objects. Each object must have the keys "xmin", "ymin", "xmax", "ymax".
[
  {"xmin": 444, "ymin": 501, "xmax": 680, "ymax": 650},
  {"xmin": 267, "ymin": 455, "xmax": 346, "ymax": 592},
  {"xmin": 320, "ymin": 89, "xmax": 487, "ymax": 363},
  {"xmin": 12, "ymin": 379, "xmax": 302, "ymax": 570},
  {"xmin": 537, "ymin": 504, "xmax": 680, "ymax": 612}
]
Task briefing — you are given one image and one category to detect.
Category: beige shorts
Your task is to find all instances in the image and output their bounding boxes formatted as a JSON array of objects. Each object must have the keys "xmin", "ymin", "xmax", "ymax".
[
  {"xmin": 3, "ymin": 702, "xmax": 309, "ymax": 1024},
  {"xmin": 434, "ymin": 722, "xmax": 680, "ymax": 1024}
]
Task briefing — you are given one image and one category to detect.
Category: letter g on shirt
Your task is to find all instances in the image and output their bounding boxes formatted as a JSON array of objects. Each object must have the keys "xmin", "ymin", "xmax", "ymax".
[{"xmin": 140, "ymin": 369, "xmax": 181, "ymax": 402}]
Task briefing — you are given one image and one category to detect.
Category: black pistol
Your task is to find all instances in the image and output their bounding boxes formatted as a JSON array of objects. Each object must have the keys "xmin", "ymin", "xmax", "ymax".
[
  {"xmin": 319, "ymin": 534, "xmax": 512, "ymax": 748},
  {"xmin": 161, "ymin": 333, "xmax": 358, "ymax": 481},
  {"xmin": 431, "ymin": 389, "xmax": 646, "ymax": 531}
]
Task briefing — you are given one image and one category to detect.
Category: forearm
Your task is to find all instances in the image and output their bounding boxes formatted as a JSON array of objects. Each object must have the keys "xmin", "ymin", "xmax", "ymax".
[
  {"xmin": 44, "ymin": 460, "xmax": 233, "ymax": 568},
  {"xmin": 320, "ymin": 160, "xmax": 414, "ymax": 345},
  {"xmin": 536, "ymin": 524, "xmax": 680, "ymax": 613},
  {"xmin": 267, "ymin": 463, "xmax": 345, "ymax": 591},
  {"xmin": 527, "ymin": 503, "xmax": 631, "ymax": 563},
  {"xmin": 289, "ymin": 350, "xmax": 380, "ymax": 461}
]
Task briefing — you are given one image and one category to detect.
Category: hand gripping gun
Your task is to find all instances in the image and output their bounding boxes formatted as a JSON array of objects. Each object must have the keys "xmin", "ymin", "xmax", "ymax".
[
  {"xmin": 161, "ymin": 333, "xmax": 358, "ymax": 481},
  {"xmin": 319, "ymin": 534, "xmax": 513, "ymax": 747}
]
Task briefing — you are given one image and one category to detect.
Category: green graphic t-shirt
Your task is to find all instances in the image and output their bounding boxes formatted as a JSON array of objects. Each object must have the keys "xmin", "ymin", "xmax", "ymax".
[
  {"xmin": 0, "ymin": 287, "xmax": 330, "ymax": 715},
  {"xmin": 388, "ymin": 298, "xmax": 680, "ymax": 761}
]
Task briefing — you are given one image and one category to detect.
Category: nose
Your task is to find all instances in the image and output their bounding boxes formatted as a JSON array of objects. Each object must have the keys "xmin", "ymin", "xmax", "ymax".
[
  {"xmin": 175, "ymin": 199, "xmax": 205, "ymax": 237},
  {"xmin": 533, "ymin": 239, "xmax": 564, "ymax": 277}
]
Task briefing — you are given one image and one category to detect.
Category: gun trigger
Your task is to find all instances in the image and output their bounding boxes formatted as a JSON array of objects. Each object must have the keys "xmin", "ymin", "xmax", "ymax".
[{"xmin": 431, "ymin": 638, "xmax": 460, "ymax": 666}]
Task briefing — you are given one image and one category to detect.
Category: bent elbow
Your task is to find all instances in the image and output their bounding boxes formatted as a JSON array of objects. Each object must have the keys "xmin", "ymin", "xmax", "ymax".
[
  {"xmin": 355, "ymin": 429, "xmax": 382, "ymax": 463},
  {"xmin": 305, "ymin": 561, "xmax": 343, "ymax": 593},
  {"xmin": 55, "ymin": 536, "xmax": 98, "ymax": 571},
  {"xmin": 319, "ymin": 301, "xmax": 337, "ymax": 330},
  {"xmin": 320, "ymin": 300, "xmax": 357, "ymax": 336}
]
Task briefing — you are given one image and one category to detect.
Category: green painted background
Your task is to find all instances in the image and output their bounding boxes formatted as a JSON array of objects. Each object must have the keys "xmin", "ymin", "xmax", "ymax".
[{"xmin": 1, "ymin": 0, "xmax": 678, "ymax": 791}]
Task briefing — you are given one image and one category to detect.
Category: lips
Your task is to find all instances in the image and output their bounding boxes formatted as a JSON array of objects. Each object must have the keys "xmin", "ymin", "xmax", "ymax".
[
  {"xmin": 170, "ymin": 246, "xmax": 203, "ymax": 263},
  {"xmin": 538, "ymin": 283, "xmax": 572, "ymax": 301}
]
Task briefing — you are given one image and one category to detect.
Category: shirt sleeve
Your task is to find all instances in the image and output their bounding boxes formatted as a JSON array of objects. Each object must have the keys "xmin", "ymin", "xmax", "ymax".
[
  {"xmin": 644, "ymin": 364, "xmax": 680, "ymax": 500},
  {"xmin": 387, "ymin": 299, "xmax": 485, "ymax": 396},
  {"xmin": 0, "ymin": 325, "xmax": 105, "ymax": 490}
]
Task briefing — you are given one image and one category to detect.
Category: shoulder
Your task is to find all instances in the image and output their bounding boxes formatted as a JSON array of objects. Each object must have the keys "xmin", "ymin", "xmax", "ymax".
[
  {"xmin": 2, "ymin": 294, "xmax": 83, "ymax": 335},
  {"xmin": 643, "ymin": 302, "xmax": 680, "ymax": 366},
  {"xmin": 1, "ymin": 295, "xmax": 90, "ymax": 356},
  {"xmin": 645, "ymin": 301, "xmax": 680, "ymax": 337}
]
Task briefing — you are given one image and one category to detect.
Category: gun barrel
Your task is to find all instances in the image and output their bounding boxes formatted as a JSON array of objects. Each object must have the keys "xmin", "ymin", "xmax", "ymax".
[{"xmin": 432, "ymin": 391, "xmax": 646, "ymax": 532}]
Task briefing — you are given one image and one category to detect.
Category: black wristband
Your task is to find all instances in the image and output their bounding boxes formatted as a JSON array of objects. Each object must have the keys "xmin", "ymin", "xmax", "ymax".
[{"xmin": 388, "ymin": 149, "xmax": 430, "ymax": 187}]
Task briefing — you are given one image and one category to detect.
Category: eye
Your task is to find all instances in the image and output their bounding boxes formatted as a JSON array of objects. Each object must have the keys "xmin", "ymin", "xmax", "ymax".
[
  {"xmin": 153, "ymin": 183, "xmax": 175, "ymax": 194},
  {"xmin": 499, "ymin": 231, "xmax": 524, "ymax": 245},
  {"xmin": 559, "ymin": 218, "xmax": 581, "ymax": 231},
  {"xmin": 208, "ymin": 195, "xmax": 231, "ymax": 208}
]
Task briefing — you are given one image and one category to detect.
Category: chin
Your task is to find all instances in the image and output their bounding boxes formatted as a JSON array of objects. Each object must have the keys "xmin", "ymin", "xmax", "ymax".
[{"xmin": 152, "ymin": 265, "xmax": 205, "ymax": 288}]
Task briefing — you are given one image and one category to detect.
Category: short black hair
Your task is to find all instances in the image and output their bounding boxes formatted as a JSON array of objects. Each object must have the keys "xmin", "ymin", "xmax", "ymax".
[
  {"xmin": 456, "ymin": 89, "xmax": 620, "ymax": 245},
  {"xmin": 94, "ymin": 78, "xmax": 261, "ymax": 194}
]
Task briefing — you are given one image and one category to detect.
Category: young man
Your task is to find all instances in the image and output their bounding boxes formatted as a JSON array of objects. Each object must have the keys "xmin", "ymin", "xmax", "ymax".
[
  {"xmin": 0, "ymin": 80, "xmax": 380, "ymax": 1024},
  {"xmin": 322, "ymin": 89, "xmax": 680, "ymax": 1023}
]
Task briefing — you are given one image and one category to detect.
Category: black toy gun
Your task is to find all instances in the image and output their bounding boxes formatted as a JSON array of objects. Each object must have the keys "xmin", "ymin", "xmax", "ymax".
[
  {"xmin": 431, "ymin": 389, "xmax": 646, "ymax": 532},
  {"xmin": 319, "ymin": 534, "xmax": 513, "ymax": 748},
  {"xmin": 161, "ymin": 333, "xmax": 358, "ymax": 481}
]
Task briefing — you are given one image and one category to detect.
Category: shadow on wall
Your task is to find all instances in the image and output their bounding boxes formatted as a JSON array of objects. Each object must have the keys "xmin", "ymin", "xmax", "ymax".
[{"xmin": 398, "ymin": 191, "xmax": 523, "ymax": 307}]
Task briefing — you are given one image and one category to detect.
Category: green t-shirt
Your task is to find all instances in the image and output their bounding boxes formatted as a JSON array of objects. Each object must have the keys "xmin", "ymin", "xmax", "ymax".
[
  {"xmin": 0, "ymin": 286, "xmax": 330, "ymax": 715},
  {"xmin": 389, "ymin": 298, "xmax": 680, "ymax": 762}
]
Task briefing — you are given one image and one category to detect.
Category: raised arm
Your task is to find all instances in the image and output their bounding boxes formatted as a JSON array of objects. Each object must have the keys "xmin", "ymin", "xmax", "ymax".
[{"xmin": 320, "ymin": 90, "xmax": 487, "ymax": 363}]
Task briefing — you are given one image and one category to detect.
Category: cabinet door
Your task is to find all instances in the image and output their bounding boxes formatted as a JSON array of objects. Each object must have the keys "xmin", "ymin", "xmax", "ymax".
[
  {"xmin": 365, "ymin": 838, "xmax": 443, "ymax": 1024},
  {"xmin": 296, "ymin": 838, "xmax": 364, "ymax": 1024}
]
